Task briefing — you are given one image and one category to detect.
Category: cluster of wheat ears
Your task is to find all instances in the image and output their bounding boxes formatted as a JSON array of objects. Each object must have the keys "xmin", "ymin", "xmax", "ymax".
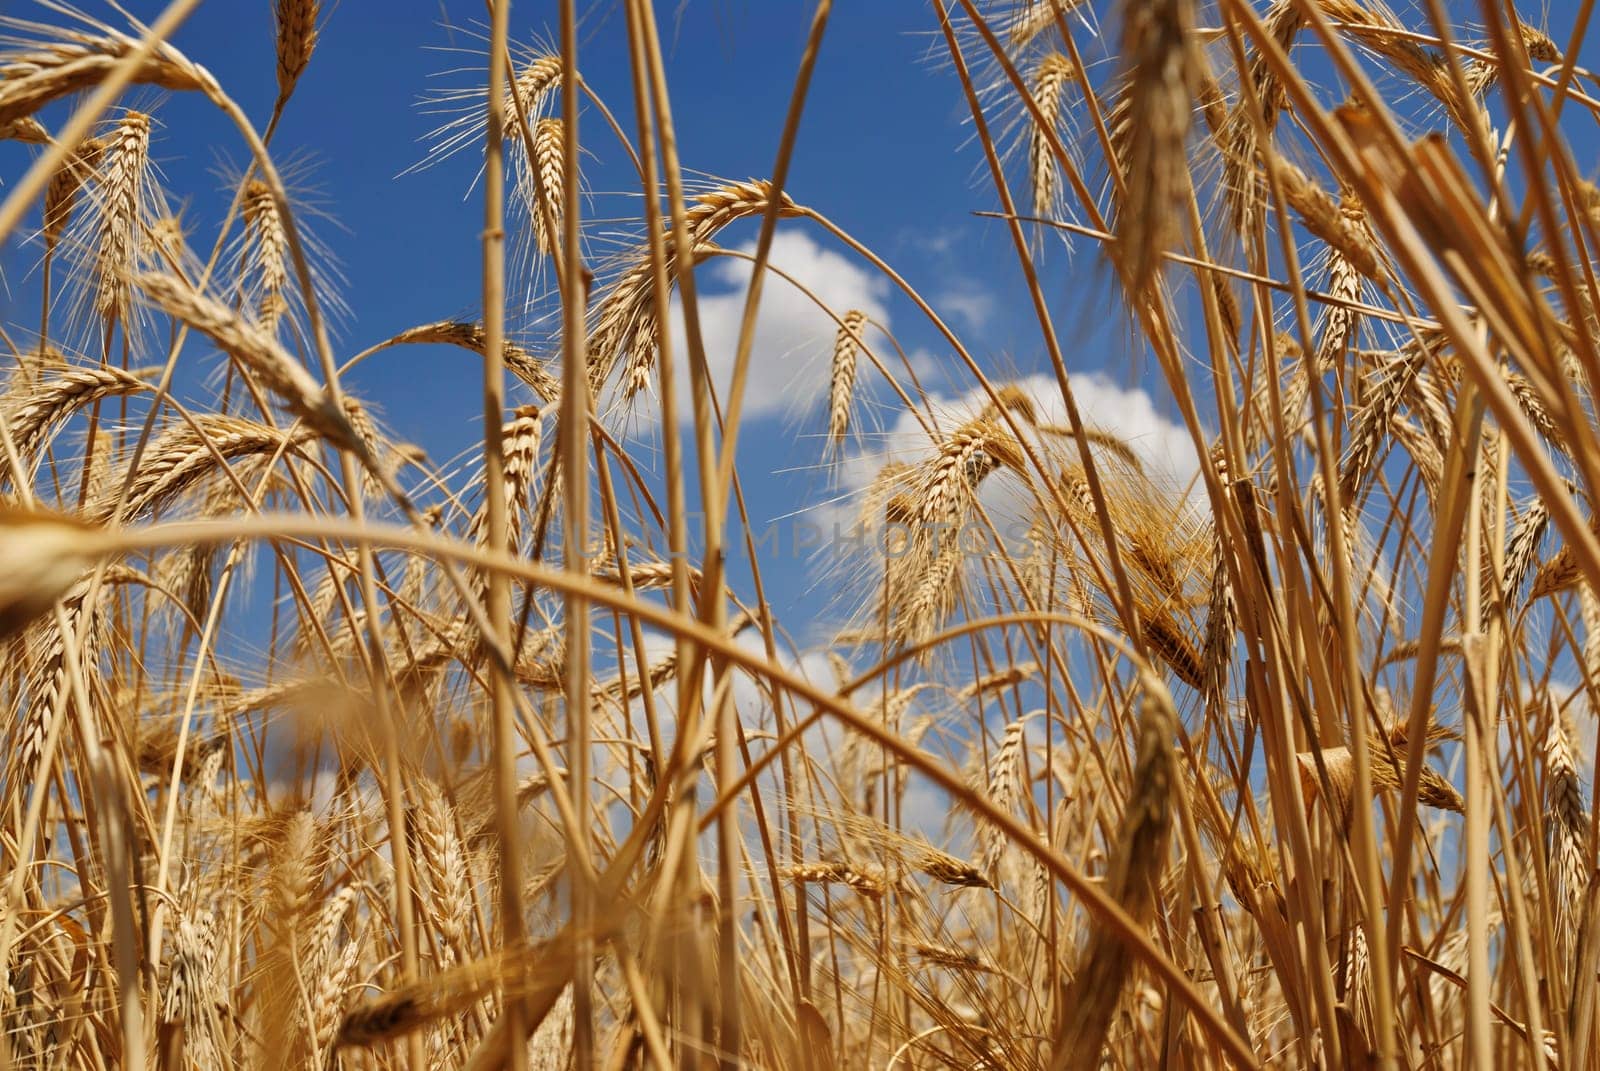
[{"xmin": 1, "ymin": 0, "xmax": 1599, "ymax": 1066}]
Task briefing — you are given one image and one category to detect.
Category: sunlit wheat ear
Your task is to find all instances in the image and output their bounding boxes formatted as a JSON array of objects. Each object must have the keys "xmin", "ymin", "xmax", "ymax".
[
  {"xmin": 241, "ymin": 180, "xmax": 289, "ymax": 332},
  {"xmin": 42, "ymin": 136, "xmax": 103, "ymax": 253},
  {"xmin": 1144, "ymin": 611, "xmax": 1204, "ymax": 690},
  {"xmin": 146, "ymin": 210, "xmax": 190, "ymax": 267},
  {"xmin": 914, "ymin": 418, "xmax": 1027, "ymax": 531},
  {"xmin": 311, "ymin": 927, "xmax": 364, "ymax": 1054},
  {"xmin": 528, "ymin": 984, "xmax": 575, "ymax": 1070},
  {"xmin": 387, "ymin": 320, "xmax": 559, "ymax": 403},
  {"xmin": 296, "ymin": 557, "xmax": 351, "ymax": 657},
  {"xmin": 1296, "ymin": 740, "xmax": 1463, "ymax": 831},
  {"xmin": 88, "ymin": 414, "xmax": 316, "ymax": 526},
  {"xmin": 1582, "ymin": 583, "xmax": 1600, "ymax": 686},
  {"xmin": 1338, "ymin": 339, "xmax": 1433, "ymax": 501},
  {"xmin": 1463, "ymin": 23, "xmax": 1561, "ymax": 93},
  {"xmin": 981, "ymin": 383, "xmax": 1040, "ymax": 425},
  {"xmin": 959, "ymin": 662, "xmax": 1039, "ymax": 702},
  {"xmin": 977, "ymin": 718, "xmax": 1028, "ymax": 881},
  {"xmin": 10, "ymin": 607, "xmax": 79, "ymax": 799},
  {"xmin": 135, "ymin": 271, "xmax": 359, "ymax": 451},
  {"xmin": 336, "ymin": 935, "xmax": 582, "ymax": 1051},
  {"xmin": 1112, "ymin": 0, "xmax": 1195, "ymax": 294},
  {"xmin": 1027, "ymin": 52, "xmax": 1074, "ymax": 220},
  {"xmin": 1200, "ymin": 519, "xmax": 1236, "ymax": 701},
  {"xmin": 1055, "ymin": 464, "xmax": 1098, "ymax": 520},
  {"xmin": 468, "ymin": 405, "xmax": 542, "ymax": 594},
  {"xmin": 274, "ymin": 0, "xmax": 319, "ymax": 107},
  {"xmin": 592, "ymin": 558, "xmax": 701, "ymax": 598},
  {"xmin": 416, "ymin": 49, "xmax": 560, "ymax": 169},
  {"xmin": 81, "ymin": 426, "xmax": 114, "ymax": 507},
  {"xmin": 1, "ymin": 363, "xmax": 151, "ymax": 466},
  {"xmin": 588, "ymin": 179, "xmax": 804, "ymax": 398},
  {"xmin": 1319, "ymin": 0, "xmax": 1480, "ymax": 129},
  {"xmin": 1530, "ymin": 543, "xmax": 1582, "ymax": 605},
  {"xmin": 1341, "ymin": 923, "xmax": 1374, "ymax": 1045},
  {"xmin": 0, "ymin": 24, "xmax": 216, "ymax": 126},
  {"xmin": 1215, "ymin": 0, "xmax": 1300, "ymax": 238},
  {"xmin": 882, "ymin": 419, "xmax": 1029, "ymax": 647},
  {"xmin": 785, "ymin": 861, "xmax": 888, "ymax": 899},
  {"xmin": 257, "ymin": 809, "xmax": 325, "ymax": 1059},
  {"xmin": 909, "ymin": 942, "xmax": 995, "ymax": 973},
  {"xmin": 1001, "ymin": 0, "xmax": 1083, "ymax": 50},
  {"xmin": 0, "ymin": 114, "xmax": 46, "ymax": 141},
  {"xmin": 594, "ymin": 642, "xmax": 676, "ymax": 706},
  {"xmin": 1274, "ymin": 156, "xmax": 1381, "ymax": 282},
  {"xmin": 1313, "ymin": 196, "xmax": 1367, "ymax": 375},
  {"xmin": 526, "ymin": 117, "xmax": 564, "ymax": 258},
  {"xmin": 1544, "ymin": 699, "xmax": 1588, "ymax": 972},
  {"xmin": 1495, "ymin": 495, "xmax": 1549, "ymax": 614},
  {"xmin": 1502, "ymin": 372, "xmax": 1563, "ymax": 453},
  {"xmin": 1053, "ymin": 681, "xmax": 1176, "ymax": 1070},
  {"xmin": 1228, "ymin": 331, "xmax": 1292, "ymax": 454},
  {"xmin": 912, "ymin": 846, "xmax": 993, "ymax": 889},
  {"xmin": 415, "ymin": 778, "xmax": 471, "ymax": 963},
  {"xmin": 505, "ymin": 54, "xmax": 563, "ymax": 136},
  {"xmin": 826, "ymin": 310, "xmax": 867, "ymax": 458},
  {"xmin": 163, "ymin": 905, "xmax": 223, "ymax": 1067},
  {"xmin": 157, "ymin": 482, "xmax": 240, "ymax": 630},
  {"xmin": 92, "ymin": 110, "xmax": 151, "ymax": 326},
  {"xmin": 272, "ymin": 810, "xmax": 323, "ymax": 934},
  {"xmin": 339, "ymin": 393, "xmax": 391, "ymax": 501}
]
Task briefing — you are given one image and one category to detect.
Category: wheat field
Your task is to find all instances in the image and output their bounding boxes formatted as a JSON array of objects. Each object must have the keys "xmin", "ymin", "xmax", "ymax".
[{"xmin": 0, "ymin": 0, "xmax": 1597, "ymax": 1067}]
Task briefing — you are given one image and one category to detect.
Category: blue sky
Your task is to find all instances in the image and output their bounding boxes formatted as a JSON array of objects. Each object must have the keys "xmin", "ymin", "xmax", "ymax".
[
  {"xmin": 1, "ymin": 1, "xmax": 1151, "ymax": 635},
  {"xmin": 6, "ymin": 2, "xmax": 1599, "ymax": 642}
]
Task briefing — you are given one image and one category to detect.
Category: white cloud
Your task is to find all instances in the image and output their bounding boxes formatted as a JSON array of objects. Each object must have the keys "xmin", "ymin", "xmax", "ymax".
[
  {"xmin": 936, "ymin": 287, "xmax": 995, "ymax": 332},
  {"xmin": 820, "ymin": 371, "xmax": 1200, "ymax": 526},
  {"xmin": 633, "ymin": 231, "xmax": 892, "ymax": 425},
  {"xmin": 1046, "ymin": 372, "xmax": 1202, "ymax": 489}
]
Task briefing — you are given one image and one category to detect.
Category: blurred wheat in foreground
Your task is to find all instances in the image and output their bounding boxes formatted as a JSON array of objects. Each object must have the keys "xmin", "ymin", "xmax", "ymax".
[{"xmin": 2, "ymin": 0, "xmax": 1600, "ymax": 1067}]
